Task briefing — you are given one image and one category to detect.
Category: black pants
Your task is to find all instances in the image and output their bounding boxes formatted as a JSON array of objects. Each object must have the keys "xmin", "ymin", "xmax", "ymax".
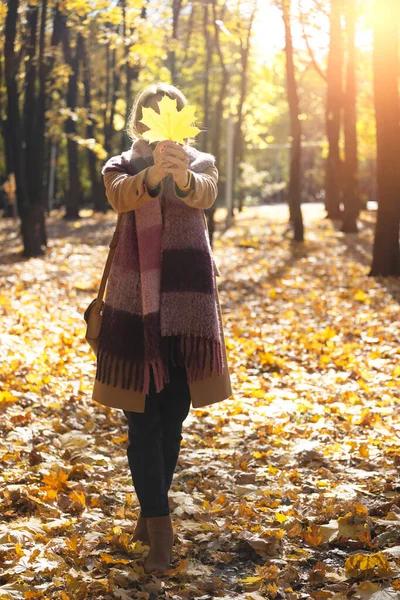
[{"xmin": 123, "ymin": 366, "xmax": 191, "ymax": 518}]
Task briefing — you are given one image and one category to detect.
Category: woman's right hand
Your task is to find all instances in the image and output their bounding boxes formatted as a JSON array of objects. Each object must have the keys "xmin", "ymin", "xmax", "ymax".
[{"xmin": 145, "ymin": 141, "xmax": 169, "ymax": 188}]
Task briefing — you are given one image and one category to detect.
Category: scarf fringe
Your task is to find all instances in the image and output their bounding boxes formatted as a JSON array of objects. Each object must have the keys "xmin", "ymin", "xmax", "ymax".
[{"xmin": 96, "ymin": 336, "xmax": 223, "ymax": 395}]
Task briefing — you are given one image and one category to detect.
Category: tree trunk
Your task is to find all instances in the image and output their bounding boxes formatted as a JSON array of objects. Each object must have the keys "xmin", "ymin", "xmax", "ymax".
[
  {"xmin": 5, "ymin": 0, "xmax": 26, "ymax": 203},
  {"xmin": 207, "ymin": 0, "xmax": 228, "ymax": 246},
  {"xmin": 104, "ymin": 43, "xmax": 111, "ymax": 154},
  {"xmin": 121, "ymin": 0, "xmax": 128, "ymax": 151},
  {"xmin": 23, "ymin": 6, "xmax": 39, "ymax": 199},
  {"xmin": 20, "ymin": 205, "xmax": 45, "ymax": 256},
  {"xmin": 0, "ymin": 44, "xmax": 6, "ymax": 176},
  {"xmin": 121, "ymin": 0, "xmax": 140, "ymax": 149},
  {"xmin": 212, "ymin": 0, "xmax": 227, "ymax": 166},
  {"xmin": 282, "ymin": 0, "xmax": 304, "ymax": 242},
  {"xmin": 44, "ymin": 6, "xmax": 64, "ymax": 218},
  {"xmin": 369, "ymin": 0, "xmax": 400, "ymax": 276},
  {"xmin": 5, "ymin": 0, "xmax": 45, "ymax": 256},
  {"xmin": 82, "ymin": 34, "xmax": 108, "ymax": 212},
  {"xmin": 233, "ymin": 0, "xmax": 256, "ymax": 213},
  {"xmin": 182, "ymin": 4, "xmax": 194, "ymax": 67},
  {"xmin": 325, "ymin": 0, "xmax": 344, "ymax": 219},
  {"xmin": 168, "ymin": 0, "xmax": 182, "ymax": 84},
  {"xmin": 104, "ymin": 45, "xmax": 121, "ymax": 156},
  {"xmin": 61, "ymin": 21, "xmax": 83, "ymax": 219},
  {"xmin": 47, "ymin": 139, "xmax": 57, "ymax": 212},
  {"xmin": 38, "ymin": 0, "xmax": 49, "ymax": 245},
  {"xmin": 341, "ymin": 0, "xmax": 359, "ymax": 233},
  {"xmin": 202, "ymin": 3, "xmax": 212, "ymax": 153}
]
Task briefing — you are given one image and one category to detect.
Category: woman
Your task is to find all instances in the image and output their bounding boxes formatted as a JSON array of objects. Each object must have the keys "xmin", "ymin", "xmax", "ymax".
[{"xmin": 91, "ymin": 82, "xmax": 232, "ymax": 574}]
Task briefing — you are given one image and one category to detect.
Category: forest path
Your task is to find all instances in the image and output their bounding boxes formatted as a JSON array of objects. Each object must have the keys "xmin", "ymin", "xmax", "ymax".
[{"xmin": 0, "ymin": 204, "xmax": 399, "ymax": 599}]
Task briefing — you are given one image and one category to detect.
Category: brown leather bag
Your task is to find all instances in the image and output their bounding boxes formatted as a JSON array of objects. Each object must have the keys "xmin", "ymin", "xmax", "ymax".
[{"xmin": 83, "ymin": 214, "xmax": 122, "ymax": 354}]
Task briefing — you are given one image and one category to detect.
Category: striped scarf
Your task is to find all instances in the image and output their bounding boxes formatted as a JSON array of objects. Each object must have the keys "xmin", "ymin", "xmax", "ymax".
[{"xmin": 96, "ymin": 138, "xmax": 224, "ymax": 395}]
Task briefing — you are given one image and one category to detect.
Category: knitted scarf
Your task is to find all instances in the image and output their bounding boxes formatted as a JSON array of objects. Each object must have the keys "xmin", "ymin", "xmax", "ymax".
[{"xmin": 96, "ymin": 137, "xmax": 224, "ymax": 395}]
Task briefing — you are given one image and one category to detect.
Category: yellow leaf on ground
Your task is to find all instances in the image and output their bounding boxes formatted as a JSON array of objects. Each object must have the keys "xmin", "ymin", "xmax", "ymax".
[
  {"xmin": 303, "ymin": 525, "xmax": 324, "ymax": 547},
  {"xmin": 345, "ymin": 552, "xmax": 392, "ymax": 578},
  {"xmin": 275, "ymin": 512, "xmax": 288, "ymax": 523}
]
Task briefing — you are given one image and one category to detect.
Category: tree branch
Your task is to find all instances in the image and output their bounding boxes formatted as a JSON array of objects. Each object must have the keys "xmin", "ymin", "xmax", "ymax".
[{"xmin": 298, "ymin": 0, "xmax": 327, "ymax": 81}]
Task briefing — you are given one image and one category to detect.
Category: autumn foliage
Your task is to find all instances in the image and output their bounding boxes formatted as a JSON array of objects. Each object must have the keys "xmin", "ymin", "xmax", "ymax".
[{"xmin": 0, "ymin": 205, "xmax": 399, "ymax": 599}]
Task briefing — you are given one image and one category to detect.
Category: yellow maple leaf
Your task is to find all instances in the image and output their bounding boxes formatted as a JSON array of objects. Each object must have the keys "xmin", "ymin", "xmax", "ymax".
[
  {"xmin": 345, "ymin": 552, "xmax": 392, "ymax": 578},
  {"xmin": 275, "ymin": 512, "xmax": 288, "ymax": 523},
  {"xmin": 303, "ymin": 524, "xmax": 324, "ymax": 547},
  {"xmin": 139, "ymin": 95, "xmax": 201, "ymax": 144}
]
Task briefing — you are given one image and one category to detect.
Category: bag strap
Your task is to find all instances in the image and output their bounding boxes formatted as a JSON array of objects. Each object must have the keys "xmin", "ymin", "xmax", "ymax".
[{"xmin": 97, "ymin": 213, "xmax": 122, "ymax": 303}]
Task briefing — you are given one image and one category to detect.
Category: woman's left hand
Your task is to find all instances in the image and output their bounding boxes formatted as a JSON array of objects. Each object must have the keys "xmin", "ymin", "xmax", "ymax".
[{"xmin": 161, "ymin": 141, "xmax": 190, "ymax": 188}]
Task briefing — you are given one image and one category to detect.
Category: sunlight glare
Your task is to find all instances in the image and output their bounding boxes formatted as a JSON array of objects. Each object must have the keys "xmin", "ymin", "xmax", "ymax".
[{"xmin": 252, "ymin": 0, "xmax": 373, "ymax": 64}]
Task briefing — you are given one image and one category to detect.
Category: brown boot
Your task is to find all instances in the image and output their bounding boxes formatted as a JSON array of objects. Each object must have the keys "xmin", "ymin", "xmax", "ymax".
[
  {"xmin": 144, "ymin": 514, "xmax": 174, "ymax": 574},
  {"xmin": 132, "ymin": 514, "xmax": 149, "ymax": 543}
]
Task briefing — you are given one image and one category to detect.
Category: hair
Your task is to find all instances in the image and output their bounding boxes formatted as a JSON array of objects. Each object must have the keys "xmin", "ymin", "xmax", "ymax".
[{"xmin": 125, "ymin": 82, "xmax": 189, "ymax": 141}]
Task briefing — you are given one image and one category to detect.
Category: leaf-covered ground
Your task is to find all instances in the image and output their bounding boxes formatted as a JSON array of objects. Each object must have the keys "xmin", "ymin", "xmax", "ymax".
[{"xmin": 0, "ymin": 204, "xmax": 399, "ymax": 600}]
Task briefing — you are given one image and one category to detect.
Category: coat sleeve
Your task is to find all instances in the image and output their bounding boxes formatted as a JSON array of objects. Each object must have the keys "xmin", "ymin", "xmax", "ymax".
[
  {"xmin": 173, "ymin": 165, "xmax": 219, "ymax": 210},
  {"xmin": 103, "ymin": 167, "xmax": 162, "ymax": 213}
]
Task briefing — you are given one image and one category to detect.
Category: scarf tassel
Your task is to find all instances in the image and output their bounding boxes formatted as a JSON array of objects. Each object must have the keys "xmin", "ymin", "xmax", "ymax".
[
  {"xmin": 96, "ymin": 349, "xmax": 145, "ymax": 392},
  {"xmin": 166, "ymin": 336, "xmax": 224, "ymax": 385},
  {"xmin": 184, "ymin": 337, "xmax": 224, "ymax": 384},
  {"xmin": 96, "ymin": 336, "xmax": 223, "ymax": 394}
]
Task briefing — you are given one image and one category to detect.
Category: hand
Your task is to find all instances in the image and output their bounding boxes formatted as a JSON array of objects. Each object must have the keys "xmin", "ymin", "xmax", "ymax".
[
  {"xmin": 146, "ymin": 141, "xmax": 170, "ymax": 188},
  {"xmin": 161, "ymin": 141, "xmax": 190, "ymax": 188}
]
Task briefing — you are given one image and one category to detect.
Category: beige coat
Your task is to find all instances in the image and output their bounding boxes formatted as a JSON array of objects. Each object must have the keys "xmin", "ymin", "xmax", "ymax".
[{"xmin": 91, "ymin": 164, "xmax": 233, "ymax": 412}]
